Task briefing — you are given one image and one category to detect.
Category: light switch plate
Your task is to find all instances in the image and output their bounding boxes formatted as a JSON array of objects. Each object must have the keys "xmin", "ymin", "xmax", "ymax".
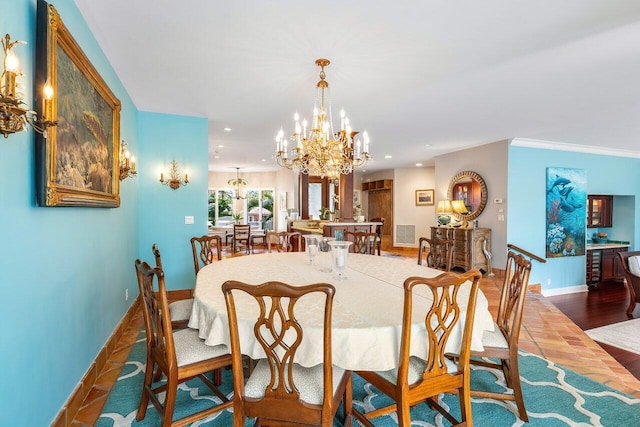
[{"xmin": 185, "ymin": 215, "xmax": 194, "ymax": 225}]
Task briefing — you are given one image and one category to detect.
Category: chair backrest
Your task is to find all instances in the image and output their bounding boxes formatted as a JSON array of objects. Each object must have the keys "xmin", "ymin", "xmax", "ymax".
[
  {"xmin": 134, "ymin": 259, "xmax": 176, "ymax": 368},
  {"xmin": 398, "ymin": 270, "xmax": 481, "ymax": 385},
  {"xmin": 418, "ymin": 237, "xmax": 453, "ymax": 270},
  {"xmin": 344, "ymin": 230, "xmax": 378, "ymax": 255},
  {"xmin": 151, "ymin": 243, "xmax": 163, "ymax": 269},
  {"xmin": 234, "ymin": 224, "xmax": 251, "ymax": 240},
  {"xmin": 222, "ymin": 280, "xmax": 336, "ymax": 421},
  {"xmin": 190, "ymin": 234, "xmax": 222, "ymax": 275},
  {"xmin": 370, "ymin": 217, "xmax": 385, "ymax": 238},
  {"xmin": 495, "ymin": 251, "xmax": 532, "ymax": 347},
  {"xmin": 266, "ymin": 231, "xmax": 302, "ymax": 252},
  {"xmin": 618, "ymin": 251, "xmax": 640, "ymax": 299}
]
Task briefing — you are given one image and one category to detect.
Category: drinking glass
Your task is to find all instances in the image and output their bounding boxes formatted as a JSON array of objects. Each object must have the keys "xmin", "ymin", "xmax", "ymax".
[
  {"xmin": 318, "ymin": 237, "xmax": 334, "ymax": 272},
  {"xmin": 303, "ymin": 235, "xmax": 320, "ymax": 265},
  {"xmin": 328, "ymin": 241, "xmax": 352, "ymax": 279}
]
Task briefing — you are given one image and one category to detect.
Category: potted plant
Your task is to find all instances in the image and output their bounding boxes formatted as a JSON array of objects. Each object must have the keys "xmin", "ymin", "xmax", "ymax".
[{"xmin": 232, "ymin": 211, "xmax": 244, "ymax": 224}]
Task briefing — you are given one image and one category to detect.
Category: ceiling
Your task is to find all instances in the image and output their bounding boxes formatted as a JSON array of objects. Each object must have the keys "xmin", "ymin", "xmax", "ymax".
[{"xmin": 73, "ymin": 0, "xmax": 640, "ymax": 173}]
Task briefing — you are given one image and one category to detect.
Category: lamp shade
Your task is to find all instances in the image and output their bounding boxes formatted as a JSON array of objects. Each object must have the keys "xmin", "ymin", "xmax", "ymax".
[
  {"xmin": 436, "ymin": 199, "xmax": 453, "ymax": 214},
  {"xmin": 451, "ymin": 199, "xmax": 468, "ymax": 214}
]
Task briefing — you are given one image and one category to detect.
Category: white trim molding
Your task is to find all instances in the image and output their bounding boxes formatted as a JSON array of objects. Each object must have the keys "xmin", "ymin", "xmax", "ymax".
[{"xmin": 510, "ymin": 138, "xmax": 640, "ymax": 159}]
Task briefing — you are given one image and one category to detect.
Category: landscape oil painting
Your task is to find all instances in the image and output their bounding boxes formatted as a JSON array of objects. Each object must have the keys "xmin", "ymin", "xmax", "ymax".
[
  {"xmin": 35, "ymin": 1, "xmax": 121, "ymax": 207},
  {"xmin": 546, "ymin": 167, "xmax": 587, "ymax": 258}
]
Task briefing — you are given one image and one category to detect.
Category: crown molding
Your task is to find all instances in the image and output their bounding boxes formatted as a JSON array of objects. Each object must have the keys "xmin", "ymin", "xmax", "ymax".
[{"xmin": 510, "ymin": 138, "xmax": 640, "ymax": 159}]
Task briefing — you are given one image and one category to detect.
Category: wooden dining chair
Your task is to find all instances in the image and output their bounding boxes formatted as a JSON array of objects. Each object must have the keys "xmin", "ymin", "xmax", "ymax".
[
  {"xmin": 222, "ymin": 280, "xmax": 353, "ymax": 427},
  {"xmin": 190, "ymin": 234, "xmax": 222, "ymax": 275},
  {"xmin": 618, "ymin": 251, "xmax": 640, "ymax": 314},
  {"xmin": 417, "ymin": 236, "xmax": 453, "ymax": 271},
  {"xmin": 467, "ymin": 251, "xmax": 532, "ymax": 421},
  {"xmin": 370, "ymin": 217, "xmax": 385, "ymax": 255},
  {"xmin": 266, "ymin": 231, "xmax": 302, "ymax": 252},
  {"xmin": 354, "ymin": 270, "xmax": 482, "ymax": 427},
  {"xmin": 232, "ymin": 224, "xmax": 251, "ymax": 254},
  {"xmin": 152, "ymin": 243, "xmax": 193, "ymax": 330},
  {"xmin": 134, "ymin": 259, "xmax": 232, "ymax": 427},
  {"xmin": 344, "ymin": 230, "xmax": 379, "ymax": 255}
]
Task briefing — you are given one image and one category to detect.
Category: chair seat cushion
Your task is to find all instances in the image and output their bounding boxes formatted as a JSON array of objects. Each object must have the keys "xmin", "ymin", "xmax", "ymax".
[
  {"xmin": 480, "ymin": 322, "xmax": 509, "ymax": 349},
  {"xmin": 169, "ymin": 298, "xmax": 193, "ymax": 322},
  {"xmin": 629, "ymin": 256, "xmax": 640, "ymax": 277},
  {"xmin": 376, "ymin": 356, "xmax": 458, "ymax": 386},
  {"xmin": 245, "ymin": 359, "xmax": 346, "ymax": 405},
  {"xmin": 173, "ymin": 328, "xmax": 229, "ymax": 367}
]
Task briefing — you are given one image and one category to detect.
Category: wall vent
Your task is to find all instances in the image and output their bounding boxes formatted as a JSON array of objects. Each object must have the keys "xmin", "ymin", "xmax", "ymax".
[{"xmin": 395, "ymin": 225, "xmax": 416, "ymax": 244}]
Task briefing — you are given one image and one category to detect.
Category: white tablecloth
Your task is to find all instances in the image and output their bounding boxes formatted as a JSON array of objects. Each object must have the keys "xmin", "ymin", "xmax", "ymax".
[{"xmin": 190, "ymin": 252, "xmax": 494, "ymax": 371}]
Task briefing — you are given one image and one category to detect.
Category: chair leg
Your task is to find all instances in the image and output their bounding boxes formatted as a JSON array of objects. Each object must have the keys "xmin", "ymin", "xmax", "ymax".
[
  {"xmin": 627, "ymin": 301, "xmax": 636, "ymax": 315},
  {"xmin": 396, "ymin": 393, "xmax": 411, "ymax": 427},
  {"xmin": 136, "ymin": 356, "xmax": 155, "ymax": 420},
  {"xmin": 506, "ymin": 357, "xmax": 529, "ymax": 422},
  {"xmin": 162, "ymin": 381, "xmax": 178, "ymax": 427}
]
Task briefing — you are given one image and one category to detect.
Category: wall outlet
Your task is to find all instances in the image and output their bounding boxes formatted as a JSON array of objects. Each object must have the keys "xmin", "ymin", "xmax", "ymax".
[{"xmin": 125, "ymin": 289, "xmax": 129, "ymax": 301}]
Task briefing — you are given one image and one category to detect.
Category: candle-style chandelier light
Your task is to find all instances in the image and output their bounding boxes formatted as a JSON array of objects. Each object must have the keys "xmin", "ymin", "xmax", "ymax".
[{"xmin": 275, "ymin": 59, "xmax": 370, "ymax": 182}]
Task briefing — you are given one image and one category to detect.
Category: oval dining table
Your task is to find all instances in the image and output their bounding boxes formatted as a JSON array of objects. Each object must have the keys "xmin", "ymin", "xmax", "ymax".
[{"xmin": 189, "ymin": 252, "xmax": 495, "ymax": 372}]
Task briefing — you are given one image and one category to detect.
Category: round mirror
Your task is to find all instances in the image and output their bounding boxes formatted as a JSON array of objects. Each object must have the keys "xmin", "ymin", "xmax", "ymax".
[{"xmin": 447, "ymin": 171, "xmax": 488, "ymax": 221}]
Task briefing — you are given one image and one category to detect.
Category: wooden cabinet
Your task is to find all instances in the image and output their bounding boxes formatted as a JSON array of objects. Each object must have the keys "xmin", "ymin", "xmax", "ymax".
[
  {"xmin": 587, "ymin": 195, "xmax": 613, "ymax": 228},
  {"xmin": 362, "ymin": 179, "xmax": 392, "ymax": 192},
  {"xmin": 431, "ymin": 226, "xmax": 491, "ymax": 273},
  {"xmin": 587, "ymin": 246, "xmax": 628, "ymax": 286}
]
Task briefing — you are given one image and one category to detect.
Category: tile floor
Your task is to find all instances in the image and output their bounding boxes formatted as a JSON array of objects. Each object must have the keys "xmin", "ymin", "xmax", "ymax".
[{"xmin": 66, "ymin": 248, "xmax": 640, "ymax": 426}]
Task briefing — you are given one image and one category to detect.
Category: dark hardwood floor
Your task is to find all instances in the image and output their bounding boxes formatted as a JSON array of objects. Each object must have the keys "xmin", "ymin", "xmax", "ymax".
[{"xmin": 547, "ymin": 280, "xmax": 640, "ymax": 380}]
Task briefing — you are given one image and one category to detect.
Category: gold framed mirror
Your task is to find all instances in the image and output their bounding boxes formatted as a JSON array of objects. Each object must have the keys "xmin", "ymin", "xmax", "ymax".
[{"xmin": 447, "ymin": 171, "xmax": 487, "ymax": 221}]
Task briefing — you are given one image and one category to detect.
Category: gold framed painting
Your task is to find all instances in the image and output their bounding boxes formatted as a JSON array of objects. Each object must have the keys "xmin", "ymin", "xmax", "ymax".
[
  {"xmin": 35, "ymin": 0, "xmax": 121, "ymax": 207},
  {"xmin": 415, "ymin": 189, "xmax": 434, "ymax": 206}
]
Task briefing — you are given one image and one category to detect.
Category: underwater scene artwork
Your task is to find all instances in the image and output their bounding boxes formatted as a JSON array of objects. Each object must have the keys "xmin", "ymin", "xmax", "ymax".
[{"xmin": 546, "ymin": 167, "xmax": 586, "ymax": 258}]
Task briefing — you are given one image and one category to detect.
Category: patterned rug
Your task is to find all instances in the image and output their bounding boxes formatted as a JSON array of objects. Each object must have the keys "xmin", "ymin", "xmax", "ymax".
[
  {"xmin": 585, "ymin": 318, "xmax": 640, "ymax": 355},
  {"xmin": 98, "ymin": 331, "xmax": 640, "ymax": 426}
]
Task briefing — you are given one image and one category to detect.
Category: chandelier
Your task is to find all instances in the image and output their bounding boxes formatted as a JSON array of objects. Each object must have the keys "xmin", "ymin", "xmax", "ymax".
[
  {"xmin": 275, "ymin": 59, "xmax": 370, "ymax": 182},
  {"xmin": 228, "ymin": 167, "xmax": 247, "ymax": 200}
]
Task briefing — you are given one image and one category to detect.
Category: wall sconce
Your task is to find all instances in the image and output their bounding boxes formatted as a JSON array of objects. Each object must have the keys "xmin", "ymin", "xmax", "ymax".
[
  {"xmin": 1, "ymin": 34, "xmax": 57, "ymax": 138},
  {"xmin": 160, "ymin": 160, "xmax": 189, "ymax": 190},
  {"xmin": 118, "ymin": 140, "xmax": 136, "ymax": 181}
]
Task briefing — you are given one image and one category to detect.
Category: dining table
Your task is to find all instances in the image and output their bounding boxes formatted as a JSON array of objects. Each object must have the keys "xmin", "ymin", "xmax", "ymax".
[{"xmin": 189, "ymin": 252, "xmax": 495, "ymax": 372}]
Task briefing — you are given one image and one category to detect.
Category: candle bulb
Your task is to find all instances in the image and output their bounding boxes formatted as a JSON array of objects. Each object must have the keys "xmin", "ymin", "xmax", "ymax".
[
  {"xmin": 160, "ymin": 172, "xmax": 164, "ymax": 183},
  {"xmin": 43, "ymin": 82, "xmax": 54, "ymax": 121},
  {"xmin": 131, "ymin": 157, "xmax": 136, "ymax": 172},
  {"xmin": 184, "ymin": 172, "xmax": 189, "ymax": 183}
]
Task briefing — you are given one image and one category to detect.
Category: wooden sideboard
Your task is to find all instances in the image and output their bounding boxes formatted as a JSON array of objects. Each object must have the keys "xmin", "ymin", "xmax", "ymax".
[{"xmin": 430, "ymin": 226, "xmax": 492, "ymax": 273}]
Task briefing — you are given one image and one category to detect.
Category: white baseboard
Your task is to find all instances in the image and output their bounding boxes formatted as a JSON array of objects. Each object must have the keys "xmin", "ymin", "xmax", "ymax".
[{"xmin": 541, "ymin": 284, "xmax": 589, "ymax": 297}]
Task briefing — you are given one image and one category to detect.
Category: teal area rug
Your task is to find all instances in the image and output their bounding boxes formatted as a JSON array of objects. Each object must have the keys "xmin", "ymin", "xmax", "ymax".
[{"xmin": 98, "ymin": 331, "xmax": 640, "ymax": 426}]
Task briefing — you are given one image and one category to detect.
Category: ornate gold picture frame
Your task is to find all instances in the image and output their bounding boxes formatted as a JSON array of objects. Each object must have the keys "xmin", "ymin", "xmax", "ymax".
[{"xmin": 35, "ymin": 0, "xmax": 121, "ymax": 207}]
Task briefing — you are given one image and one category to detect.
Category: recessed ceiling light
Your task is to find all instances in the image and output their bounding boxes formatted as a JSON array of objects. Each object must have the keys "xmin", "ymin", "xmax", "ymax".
[
  {"xmin": 261, "ymin": 159, "xmax": 266, "ymax": 162},
  {"xmin": 425, "ymin": 143, "xmax": 432, "ymax": 147},
  {"xmin": 416, "ymin": 163, "xmax": 423, "ymax": 167},
  {"xmin": 224, "ymin": 127, "xmax": 231, "ymax": 132},
  {"xmin": 384, "ymin": 155, "xmax": 392, "ymax": 159},
  {"xmin": 214, "ymin": 155, "xmax": 220, "ymax": 159},
  {"xmin": 217, "ymin": 144, "xmax": 224, "ymax": 148}
]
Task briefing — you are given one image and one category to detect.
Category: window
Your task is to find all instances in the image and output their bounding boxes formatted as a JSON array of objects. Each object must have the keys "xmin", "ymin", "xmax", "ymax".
[
  {"xmin": 208, "ymin": 189, "xmax": 233, "ymax": 227},
  {"xmin": 208, "ymin": 187, "xmax": 274, "ymax": 230}
]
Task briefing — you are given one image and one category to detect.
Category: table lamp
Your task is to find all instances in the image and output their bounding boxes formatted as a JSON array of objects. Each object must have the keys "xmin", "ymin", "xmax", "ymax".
[{"xmin": 436, "ymin": 200, "xmax": 453, "ymax": 226}]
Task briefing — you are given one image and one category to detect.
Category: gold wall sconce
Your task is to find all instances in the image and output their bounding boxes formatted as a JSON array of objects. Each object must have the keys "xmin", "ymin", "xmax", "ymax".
[
  {"xmin": 118, "ymin": 140, "xmax": 136, "ymax": 181},
  {"xmin": 160, "ymin": 160, "xmax": 189, "ymax": 190},
  {"xmin": 1, "ymin": 34, "xmax": 57, "ymax": 138}
]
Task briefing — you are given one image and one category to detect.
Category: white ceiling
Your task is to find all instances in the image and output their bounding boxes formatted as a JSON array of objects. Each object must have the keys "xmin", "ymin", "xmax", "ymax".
[{"xmin": 73, "ymin": 0, "xmax": 640, "ymax": 173}]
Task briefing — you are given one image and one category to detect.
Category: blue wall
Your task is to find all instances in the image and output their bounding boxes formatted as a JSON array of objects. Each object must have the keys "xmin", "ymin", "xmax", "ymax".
[
  {"xmin": 0, "ymin": 1, "xmax": 207, "ymax": 424},
  {"xmin": 508, "ymin": 146, "xmax": 640, "ymax": 292},
  {"xmin": 137, "ymin": 112, "xmax": 209, "ymax": 289}
]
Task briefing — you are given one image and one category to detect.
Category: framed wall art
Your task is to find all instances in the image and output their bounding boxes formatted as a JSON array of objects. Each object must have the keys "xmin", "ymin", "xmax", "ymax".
[
  {"xmin": 546, "ymin": 167, "xmax": 587, "ymax": 257},
  {"xmin": 35, "ymin": 0, "xmax": 121, "ymax": 207},
  {"xmin": 415, "ymin": 189, "xmax": 434, "ymax": 206}
]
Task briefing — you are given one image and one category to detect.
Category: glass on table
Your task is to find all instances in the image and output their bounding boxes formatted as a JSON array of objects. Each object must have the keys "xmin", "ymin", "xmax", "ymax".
[
  {"xmin": 328, "ymin": 240, "xmax": 352, "ymax": 280},
  {"xmin": 302, "ymin": 235, "xmax": 320, "ymax": 265},
  {"xmin": 318, "ymin": 237, "xmax": 335, "ymax": 273}
]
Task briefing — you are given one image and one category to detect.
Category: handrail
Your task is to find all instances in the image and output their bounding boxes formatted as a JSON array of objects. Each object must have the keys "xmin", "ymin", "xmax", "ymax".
[{"xmin": 507, "ymin": 244, "xmax": 546, "ymax": 263}]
